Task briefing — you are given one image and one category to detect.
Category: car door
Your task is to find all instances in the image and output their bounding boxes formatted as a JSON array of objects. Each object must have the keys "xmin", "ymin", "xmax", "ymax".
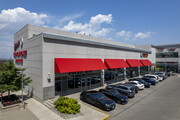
[
  {"xmin": 89, "ymin": 94, "xmax": 99, "ymax": 107},
  {"xmin": 117, "ymin": 86, "xmax": 126, "ymax": 95},
  {"xmin": 103, "ymin": 91, "xmax": 112, "ymax": 99}
]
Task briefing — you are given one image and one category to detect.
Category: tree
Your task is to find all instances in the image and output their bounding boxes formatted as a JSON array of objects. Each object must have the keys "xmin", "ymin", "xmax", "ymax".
[{"xmin": 0, "ymin": 60, "xmax": 31, "ymax": 96}]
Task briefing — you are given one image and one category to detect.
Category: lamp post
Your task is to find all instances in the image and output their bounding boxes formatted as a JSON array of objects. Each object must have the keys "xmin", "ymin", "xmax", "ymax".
[{"xmin": 17, "ymin": 71, "xmax": 24, "ymax": 109}]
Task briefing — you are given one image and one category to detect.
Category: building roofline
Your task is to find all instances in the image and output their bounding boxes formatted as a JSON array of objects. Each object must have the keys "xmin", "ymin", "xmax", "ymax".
[
  {"xmin": 42, "ymin": 33, "xmax": 151, "ymax": 54},
  {"xmin": 153, "ymin": 44, "xmax": 180, "ymax": 48}
]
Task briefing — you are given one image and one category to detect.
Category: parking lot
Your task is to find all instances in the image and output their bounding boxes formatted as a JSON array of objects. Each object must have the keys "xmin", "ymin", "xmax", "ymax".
[
  {"xmin": 110, "ymin": 75, "xmax": 180, "ymax": 120},
  {"xmin": 79, "ymin": 74, "xmax": 180, "ymax": 120}
]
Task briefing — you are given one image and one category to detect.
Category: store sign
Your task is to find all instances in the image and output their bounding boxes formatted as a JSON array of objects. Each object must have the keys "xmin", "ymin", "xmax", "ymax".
[
  {"xmin": 167, "ymin": 48, "xmax": 176, "ymax": 52},
  {"xmin": 14, "ymin": 40, "xmax": 20, "ymax": 51},
  {"xmin": 14, "ymin": 37, "xmax": 26, "ymax": 63},
  {"xmin": 156, "ymin": 48, "xmax": 164, "ymax": 50},
  {"xmin": 15, "ymin": 59, "xmax": 23, "ymax": 63},
  {"xmin": 14, "ymin": 50, "xmax": 27, "ymax": 57},
  {"xmin": 14, "ymin": 38, "xmax": 23, "ymax": 51},
  {"xmin": 140, "ymin": 53, "xmax": 148, "ymax": 58}
]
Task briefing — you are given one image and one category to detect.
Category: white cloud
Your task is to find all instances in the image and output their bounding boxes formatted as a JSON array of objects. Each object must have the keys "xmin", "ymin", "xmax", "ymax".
[
  {"xmin": 116, "ymin": 30, "xmax": 126, "ymax": 37},
  {"xmin": 53, "ymin": 12, "xmax": 84, "ymax": 29},
  {"xmin": 62, "ymin": 14, "xmax": 113, "ymax": 38},
  {"xmin": 0, "ymin": 7, "xmax": 48, "ymax": 58},
  {"xmin": 0, "ymin": 7, "xmax": 47, "ymax": 26},
  {"xmin": 135, "ymin": 32, "xmax": 153, "ymax": 39},
  {"xmin": 59, "ymin": 12, "xmax": 84, "ymax": 24},
  {"xmin": 117, "ymin": 30, "xmax": 154, "ymax": 40},
  {"xmin": 90, "ymin": 14, "xmax": 112, "ymax": 24},
  {"xmin": 116, "ymin": 30, "xmax": 132, "ymax": 40},
  {"xmin": 62, "ymin": 20, "xmax": 89, "ymax": 31}
]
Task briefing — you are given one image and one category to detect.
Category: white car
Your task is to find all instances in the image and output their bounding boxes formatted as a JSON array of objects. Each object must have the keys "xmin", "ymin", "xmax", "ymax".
[
  {"xmin": 130, "ymin": 81, "xmax": 145, "ymax": 90},
  {"xmin": 143, "ymin": 74, "xmax": 163, "ymax": 83}
]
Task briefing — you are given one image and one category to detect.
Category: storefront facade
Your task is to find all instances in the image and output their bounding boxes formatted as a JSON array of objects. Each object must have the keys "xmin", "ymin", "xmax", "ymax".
[
  {"xmin": 14, "ymin": 24, "xmax": 154, "ymax": 101},
  {"xmin": 154, "ymin": 44, "xmax": 180, "ymax": 73}
]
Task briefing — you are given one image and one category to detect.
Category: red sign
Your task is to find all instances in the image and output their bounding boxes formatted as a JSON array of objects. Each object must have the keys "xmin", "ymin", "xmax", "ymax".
[
  {"xmin": 156, "ymin": 48, "xmax": 164, "ymax": 50},
  {"xmin": 143, "ymin": 53, "xmax": 148, "ymax": 58},
  {"xmin": 14, "ymin": 40, "xmax": 20, "ymax": 51},
  {"xmin": 15, "ymin": 59, "xmax": 23, "ymax": 63},
  {"xmin": 14, "ymin": 50, "xmax": 27, "ymax": 57},
  {"xmin": 167, "ymin": 48, "xmax": 176, "ymax": 52}
]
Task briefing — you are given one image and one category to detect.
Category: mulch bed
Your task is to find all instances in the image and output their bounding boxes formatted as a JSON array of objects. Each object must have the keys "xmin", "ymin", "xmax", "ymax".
[{"xmin": 0, "ymin": 94, "xmax": 21, "ymax": 107}]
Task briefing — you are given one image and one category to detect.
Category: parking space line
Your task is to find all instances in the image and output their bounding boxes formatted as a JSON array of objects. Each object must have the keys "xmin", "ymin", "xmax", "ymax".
[{"xmin": 110, "ymin": 75, "xmax": 177, "ymax": 118}]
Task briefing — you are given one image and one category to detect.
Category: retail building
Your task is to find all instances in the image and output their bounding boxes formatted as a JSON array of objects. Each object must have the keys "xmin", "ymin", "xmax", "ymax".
[{"xmin": 14, "ymin": 24, "xmax": 178, "ymax": 101}]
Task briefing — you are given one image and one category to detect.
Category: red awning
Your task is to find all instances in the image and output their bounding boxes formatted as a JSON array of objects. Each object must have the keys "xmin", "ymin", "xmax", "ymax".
[
  {"xmin": 140, "ymin": 59, "xmax": 152, "ymax": 66},
  {"xmin": 55, "ymin": 58, "xmax": 107, "ymax": 73},
  {"xmin": 126, "ymin": 59, "xmax": 143, "ymax": 67},
  {"xmin": 104, "ymin": 59, "xmax": 130, "ymax": 69}
]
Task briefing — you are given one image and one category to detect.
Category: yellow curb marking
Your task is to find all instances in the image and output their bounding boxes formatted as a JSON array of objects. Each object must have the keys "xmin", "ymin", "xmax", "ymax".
[{"xmin": 88, "ymin": 105, "xmax": 111, "ymax": 120}]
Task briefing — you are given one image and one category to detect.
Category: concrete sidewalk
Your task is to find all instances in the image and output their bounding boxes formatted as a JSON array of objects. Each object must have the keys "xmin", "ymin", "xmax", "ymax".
[
  {"xmin": 26, "ymin": 97, "xmax": 109, "ymax": 120},
  {"xmin": 0, "ymin": 106, "xmax": 39, "ymax": 120},
  {"xmin": 26, "ymin": 98, "xmax": 64, "ymax": 120}
]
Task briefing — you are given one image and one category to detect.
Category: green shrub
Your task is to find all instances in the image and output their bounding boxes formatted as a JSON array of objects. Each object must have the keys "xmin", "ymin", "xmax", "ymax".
[{"xmin": 54, "ymin": 97, "xmax": 81, "ymax": 114}]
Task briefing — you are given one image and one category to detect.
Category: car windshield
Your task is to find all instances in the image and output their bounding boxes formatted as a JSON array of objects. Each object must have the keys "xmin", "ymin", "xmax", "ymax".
[
  {"xmin": 94, "ymin": 93, "xmax": 106, "ymax": 100},
  {"xmin": 139, "ymin": 80, "xmax": 145, "ymax": 83},
  {"xmin": 138, "ymin": 81, "xmax": 143, "ymax": 84},
  {"xmin": 110, "ymin": 90, "xmax": 119, "ymax": 96}
]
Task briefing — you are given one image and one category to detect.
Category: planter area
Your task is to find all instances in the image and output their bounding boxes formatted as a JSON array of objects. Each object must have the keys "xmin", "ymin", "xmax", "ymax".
[
  {"xmin": 0, "ymin": 94, "xmax": 21, "ymax": 108},
  {"xmin": 53, "ymin": 96, "xmax": 83, "ymax": 119}
]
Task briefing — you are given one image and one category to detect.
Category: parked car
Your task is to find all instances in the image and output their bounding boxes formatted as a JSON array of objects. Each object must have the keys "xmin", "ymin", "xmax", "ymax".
[
  {"xmin": 129, "ymin": 81, "xmax": 145, "ymax": 90},
  {"xmin": 129, "ymin": 78, "xmax": 150, "ymax": 88},
  {"xmin": 80, "ymin": 90, "xmax": 116, "ymax": 111},
  {"xmin": 120, "ymin": 82, "xmax": 139, "ymax": 93},
  {"xmin": 141, "ymin": 77, "xmax": 156, "ymax": 85},
  {"xmin": 143, "ymin": 74, "xmax": 162, "ymax": 82},
  {"xmin": 99, "ymin": 89, "xmax": 128, "ymax": 105},
  {"xmin": 155, "ymin": 72, "xmax": 167, "ymax": 80},
  {"xmin": 106, "ymin": 84, "xmax": 135, "ymax": 98},
  {"xmin": 166, "ymin": 72, "xmax": 170, "ymax": 77}
]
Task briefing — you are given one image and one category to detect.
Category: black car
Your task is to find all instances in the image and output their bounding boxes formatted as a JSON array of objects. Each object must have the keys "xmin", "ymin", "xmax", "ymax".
[
  {"xmin": 120, "ymin": 82, "xmax": 139, "ymax": 93},
  {"xmin": 141, "ymin": 77, "xmax": 156, "ymax": 85},
  {"xmin": 80, "ymin": 90, "xmax": 116, "ymax": 111},
  {"xmin": 129, "ymin": 78, "xmax": 150, "ymax": 88},
  {"xmin": 99, "ymin": 89, "xmax": 128, "ymax": 105},
  {"xmin": 106, "ymin": 84, "xmax": 135, "ymax": 98}
]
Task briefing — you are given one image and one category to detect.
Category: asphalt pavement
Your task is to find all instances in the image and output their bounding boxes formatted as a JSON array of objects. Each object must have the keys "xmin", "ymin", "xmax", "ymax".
[{"xmin": 110, "ymin": 75, "xmax": 180, "ymax": 120}]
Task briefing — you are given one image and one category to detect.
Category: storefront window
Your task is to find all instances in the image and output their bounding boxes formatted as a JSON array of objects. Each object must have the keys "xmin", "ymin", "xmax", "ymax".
[
  {"xmin": 156, "ymin": 52, "xmax": 178, "ymax": 58},
  {"xmin": 105, "ymin": 68, "xmax": 125, "ymax": 84},
  {"xmin": 55, "ymin": 71, "xmax": 102, "ymax": 96},
  {"xmin": 55, "ymin": 77, "xmax": 61, "ymax": 95},
  {"xmin": 117, "ymin": 68, "xmax": 125, "ymax": 81},
  {"xmin": 105, "ymin": 69, "xmax": 115, "ymax": 84},
  {"xmin": 140, "ymin": 66, "xmax": 149, "ymax": 75},
  {"xmin": 156, "ymin": 62, "xmax": 178, "ymax": 73},
  {"xmin": 167, "ymin": 63, "xmax": 178, "ymax": 73},
  {"xmin": 126, "ymin": 67, "xmax": 139, "ymax": 78},
  {"xmin": 156, "ymin": 63, "xmax": 165, "ymax": 72}
]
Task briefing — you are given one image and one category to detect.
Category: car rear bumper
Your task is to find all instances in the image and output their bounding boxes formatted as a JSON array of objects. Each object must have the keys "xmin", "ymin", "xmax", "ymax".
[{"xmin": 104, "ymin": 104, "xmax": 116, "ymax": 111}]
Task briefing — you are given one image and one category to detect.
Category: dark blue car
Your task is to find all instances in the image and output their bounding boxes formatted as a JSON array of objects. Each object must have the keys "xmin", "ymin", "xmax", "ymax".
[{"xmin": 141, "ymin": 77, "xmax": 156, "ymax": 85}]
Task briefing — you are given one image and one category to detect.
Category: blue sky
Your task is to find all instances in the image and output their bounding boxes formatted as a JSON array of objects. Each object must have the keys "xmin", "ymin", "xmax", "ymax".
[{"xmin": 0, "ymin": 0, "xmax": 180, "ymax": 58}]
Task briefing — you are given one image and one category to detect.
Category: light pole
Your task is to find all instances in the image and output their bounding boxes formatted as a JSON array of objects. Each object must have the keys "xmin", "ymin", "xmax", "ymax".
[{"xmin": 17, "ymin": 71, "xmax": 24, "ymax": 109}]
